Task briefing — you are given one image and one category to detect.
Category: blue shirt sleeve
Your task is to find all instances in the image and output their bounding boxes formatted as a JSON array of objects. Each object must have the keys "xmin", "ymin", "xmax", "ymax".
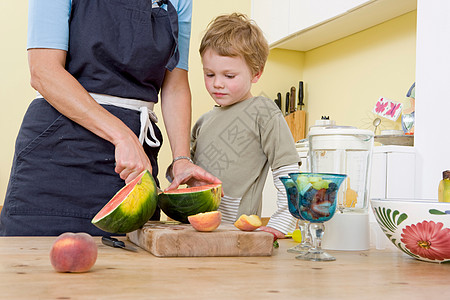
[
  {"xmin": 27, "ymin": 0, "xmax": 72, "ymax": 50},
  {"xmin": 172, "ymin": 0, "xmax": 192, "ymax": 71}
]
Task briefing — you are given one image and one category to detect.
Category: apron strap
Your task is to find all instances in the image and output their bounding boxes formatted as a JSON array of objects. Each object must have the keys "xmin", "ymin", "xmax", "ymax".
[
  {"xmin": 155, "ymin": 0, "xmax": 179, "ymax": 71},
  {"xmin": 89, "ymin": 93, "xmax": 161, "ymax": 148},
  {"xmin": 35, "ymin": 92, "xmax": 161, "ymax": 148}
]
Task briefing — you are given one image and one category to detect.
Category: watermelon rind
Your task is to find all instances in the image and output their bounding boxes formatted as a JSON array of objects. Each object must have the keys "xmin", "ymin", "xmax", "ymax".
[
  {"xmin": 158, "ymin": 184, "xmax": 221, "ymax": 223},
  {"xmin": 91, "ymin": 170, "xmax": 158, "ymax": 234}
]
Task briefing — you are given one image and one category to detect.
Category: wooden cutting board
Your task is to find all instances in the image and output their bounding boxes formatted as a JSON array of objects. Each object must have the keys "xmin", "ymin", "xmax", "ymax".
[{"xmin": 127, "ymin": 221, "xmax": 274, "ymax": 257}]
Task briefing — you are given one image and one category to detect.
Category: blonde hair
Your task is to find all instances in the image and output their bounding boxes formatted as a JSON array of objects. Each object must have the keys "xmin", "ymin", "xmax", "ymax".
[{"xmin": 199, "ymin": 13, "xmax": 269, "ymax": 76}]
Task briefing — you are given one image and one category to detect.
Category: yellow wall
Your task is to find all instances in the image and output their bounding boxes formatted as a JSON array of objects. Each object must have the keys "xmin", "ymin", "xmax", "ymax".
[
  {"xmin": 0, "ymin": 2, "xmax": 36, "ymax": 204},
  {"xmin": 0, "ymin": 2, "xmax": 416, "ymax": 204},
  {"xmin": 252, "ymin": 49, "xmax": 305, "ymax": 113},
  {"xmin": 295, "ymin": 11, "xmax": 416, "ymax": 132}
]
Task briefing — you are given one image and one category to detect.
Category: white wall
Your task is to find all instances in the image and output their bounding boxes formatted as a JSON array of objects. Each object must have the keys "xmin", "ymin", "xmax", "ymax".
[{"xmin": 414, "ymin": 0, "xmax": 450, "ymax": 199}]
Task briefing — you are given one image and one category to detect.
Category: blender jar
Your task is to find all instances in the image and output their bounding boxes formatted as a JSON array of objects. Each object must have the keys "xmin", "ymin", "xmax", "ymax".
[{"xmin": 308, "ymin": 126, "xmax": 374, "ymax": 250}]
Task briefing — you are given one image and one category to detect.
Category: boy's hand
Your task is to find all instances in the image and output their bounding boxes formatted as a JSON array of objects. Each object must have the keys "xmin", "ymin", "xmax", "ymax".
[
  {"xmin": 166, "ymin": 159, "xmax": 223, "ymax": 194},
  {"xmin": 259, "ymin": 226, "xmax": 285, "ymax": 240}
]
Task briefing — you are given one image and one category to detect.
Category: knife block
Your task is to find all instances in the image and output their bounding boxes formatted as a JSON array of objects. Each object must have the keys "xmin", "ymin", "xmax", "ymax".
[{"xmin": 284, "ymin": 110, "xmax": 306, "ymax": 142}]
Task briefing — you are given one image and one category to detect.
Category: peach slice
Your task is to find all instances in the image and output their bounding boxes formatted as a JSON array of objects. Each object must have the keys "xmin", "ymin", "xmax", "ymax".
[
  {"xmin": 234, "ymin": 214, "xmax": 262, "ymax": 231},
  {"xmin": 188, "ymin": 211, "xmax": 222, "ymax": 232}
]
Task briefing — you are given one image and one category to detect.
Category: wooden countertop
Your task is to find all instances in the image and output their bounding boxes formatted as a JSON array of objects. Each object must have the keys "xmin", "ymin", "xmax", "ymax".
[{"xmin": 1, "ymin": 237, "xmax": 449, "ymax": 299}]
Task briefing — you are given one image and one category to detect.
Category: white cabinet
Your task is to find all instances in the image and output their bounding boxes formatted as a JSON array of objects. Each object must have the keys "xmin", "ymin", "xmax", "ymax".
[
  {"xmin": 252, "ymin": 0, "xmax": 417, "ymax": 50},
  {"xmin": 370, "ymin": 145, "xmax": 416, "ymax": 199},
  {"xmin": 251, "ymin": 0, "xmax": 290, "ymax": 44},
  {"xmin": 288, "ymin": 0, "xmax": 367, "ymax": 36}
]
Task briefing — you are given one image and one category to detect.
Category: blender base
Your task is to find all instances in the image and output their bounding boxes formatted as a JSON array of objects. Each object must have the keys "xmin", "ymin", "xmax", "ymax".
[{"xmin": 322, "ymin": 212, "xmax": 370, "ymax": 251}]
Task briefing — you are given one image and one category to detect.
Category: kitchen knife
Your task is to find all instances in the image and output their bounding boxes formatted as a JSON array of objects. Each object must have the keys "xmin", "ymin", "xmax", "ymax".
[
  {"xmin": 298, "ymin": 81, "xmax": 304, "ymax": 110},
  {"xmin": 275, "ymin": 92, "xmax": 282, "ymax": 111},
  {"xmin": 290, "ymin": 86, "xmax": 296, "ymax": 113},
  {"xmin": 285, "ymin": 92, "xmax": 290, "ymax": 115},
  {"xmin": 102, "ymin": 236, "xmax": 137, "ymax": 252}
]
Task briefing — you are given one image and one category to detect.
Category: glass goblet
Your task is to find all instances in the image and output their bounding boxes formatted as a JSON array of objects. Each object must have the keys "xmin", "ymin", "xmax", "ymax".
[
  {"xmin": 288, "ymin": 172, "xmax": 347, "ymax": 261},
  {"xmin": 280, "ymin": 176, "xmax": 311, "ymax": 254}
]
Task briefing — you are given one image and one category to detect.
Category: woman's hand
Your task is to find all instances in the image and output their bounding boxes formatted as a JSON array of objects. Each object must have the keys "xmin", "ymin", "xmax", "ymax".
[
  {"xmin": 166, "ymin": 159, "xmax": 222, "ymax": 192},
  {"xmin": 114, "ymin": 134, "xmax": 152, "ymax": 184}
]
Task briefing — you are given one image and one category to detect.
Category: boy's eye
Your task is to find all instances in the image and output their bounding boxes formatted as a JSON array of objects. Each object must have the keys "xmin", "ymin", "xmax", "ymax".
[
  {"xmin": 225, "ymin": 74, "xmax": 235, "ymax": 79},
  {"xmin": 205, "ymin": 73, "xmax": 214, "ymax": 77}
]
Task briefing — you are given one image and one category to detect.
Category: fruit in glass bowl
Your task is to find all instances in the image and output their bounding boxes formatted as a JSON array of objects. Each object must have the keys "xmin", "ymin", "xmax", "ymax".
[{"xmin": 371, "ymin": 198, "xmax": 450, "ymax": 263}]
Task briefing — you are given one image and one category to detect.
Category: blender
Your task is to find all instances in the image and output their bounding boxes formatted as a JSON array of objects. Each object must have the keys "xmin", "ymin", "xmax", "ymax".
[{"xmin": 308, "ymin": 126, "xmax": 374, "ymax": 250}]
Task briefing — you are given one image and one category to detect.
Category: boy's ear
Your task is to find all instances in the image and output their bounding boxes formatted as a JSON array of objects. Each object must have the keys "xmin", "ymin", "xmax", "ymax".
[{"xmin": 251, "ymin": 68, "xmax": 264, "ymax": 83}]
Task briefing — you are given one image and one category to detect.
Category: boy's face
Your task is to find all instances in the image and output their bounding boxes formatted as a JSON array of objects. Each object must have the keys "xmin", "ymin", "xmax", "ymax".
[{"xmin": 202, "ymin": 49, "xmax": 261, "ymax": 107}]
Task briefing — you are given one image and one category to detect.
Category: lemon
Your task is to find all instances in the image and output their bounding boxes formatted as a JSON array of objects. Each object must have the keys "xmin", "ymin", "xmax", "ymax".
[{"xmin": 292, "ymin": 229, "xmax": 302, "ymax": 243}]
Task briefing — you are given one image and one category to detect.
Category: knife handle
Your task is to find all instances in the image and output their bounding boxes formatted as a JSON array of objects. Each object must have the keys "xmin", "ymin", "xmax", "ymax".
[
  {"xmin": 102, "ymin": 236, "xmax": 125, "ymax": 248},
  {"xmin": 290, "ymin": 87, "xmax": 296, "ymax": 113},
  {"xmin": 285, "ymin": 92, "xmax": 290, "ymax": 115},
  {"xmin": 275, "ymin": 92, "xmax": 282, "ymax": 111},
  {"xmin": 298, "ymin": 81, "xmax": 304, "ymax": 109}
]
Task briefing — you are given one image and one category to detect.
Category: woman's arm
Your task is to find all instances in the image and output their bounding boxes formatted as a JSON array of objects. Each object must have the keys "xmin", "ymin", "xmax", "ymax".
[
  {"xmin": 28, "ymin": 48, "xmax": 151, "ymax": 183},
  {"xmin": 160, "ymin": 68, "xmax": 221, "ymax": 190}
]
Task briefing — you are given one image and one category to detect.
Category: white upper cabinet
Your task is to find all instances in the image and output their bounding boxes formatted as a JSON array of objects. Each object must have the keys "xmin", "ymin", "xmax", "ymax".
[
  {"xmin": 251, "ymin": 0, "xmax": 417, "ymax": 51},
  {"xmin": 251, "ymin": 0, "xmax": 290, "ymax": 44}
]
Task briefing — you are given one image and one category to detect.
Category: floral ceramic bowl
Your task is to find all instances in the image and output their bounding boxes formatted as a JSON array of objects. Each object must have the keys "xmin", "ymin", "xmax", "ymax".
[{"xmin": 371, "ymin": 199, "xmax": 450, "ymax": 263}]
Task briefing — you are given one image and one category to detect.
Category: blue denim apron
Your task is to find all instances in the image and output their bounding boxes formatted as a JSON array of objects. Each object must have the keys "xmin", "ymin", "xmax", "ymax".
[{"xmin": 0, "ymin": 0, "xmax": 179, "ymax": 236}]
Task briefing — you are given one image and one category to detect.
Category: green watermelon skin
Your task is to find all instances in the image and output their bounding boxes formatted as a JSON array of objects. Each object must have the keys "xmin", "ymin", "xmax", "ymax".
[
  {"xmin": 92, "ymin": 170, "xmax": 158, "ymax": 234},
  {"xmin": 158, "ymin": 184, "xmax": 221, "ymax": 223}
]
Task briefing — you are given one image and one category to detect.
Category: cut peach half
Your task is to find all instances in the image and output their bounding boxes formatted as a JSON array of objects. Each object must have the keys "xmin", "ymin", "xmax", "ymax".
[
  {"xmin": 188, "ymin": 211, "xmax": 222, "ymax": 232},
  {"xmin": 234, "ymin": 214, "xmax": 262, "ymax": 231}
]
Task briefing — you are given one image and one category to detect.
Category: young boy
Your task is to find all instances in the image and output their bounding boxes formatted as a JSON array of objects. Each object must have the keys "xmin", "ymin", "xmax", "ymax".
[{"xmin": 192, "ymin": 13, "xmax": 300, "ymax": 238}]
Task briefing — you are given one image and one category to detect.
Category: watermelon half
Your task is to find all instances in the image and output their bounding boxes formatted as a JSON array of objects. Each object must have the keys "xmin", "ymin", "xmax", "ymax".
[
  {"xmin": 158, "ymin": 184, "xmax": 222, "ymax": 223},
  {"xmin": 92, "ymin": 170, "xmax": 158, "ymax": 234}
]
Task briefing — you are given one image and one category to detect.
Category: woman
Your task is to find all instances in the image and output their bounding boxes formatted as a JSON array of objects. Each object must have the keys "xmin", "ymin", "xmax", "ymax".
[{"xmin": 0, "ymin": 0, "xmax": 220, "ymax": 236}]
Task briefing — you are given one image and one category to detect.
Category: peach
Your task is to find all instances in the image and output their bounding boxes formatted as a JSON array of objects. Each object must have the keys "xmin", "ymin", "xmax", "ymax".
[
  {"xmin": 188, "ymin": 211, "xmax": 222, "ymax": 232},
  {"xmin": 50, "ymin": 232, "xmax": 98, "ymax": 273},
  {"xmin": 234, "ymin": 214, "xmax": 262, "ymax": 231}
]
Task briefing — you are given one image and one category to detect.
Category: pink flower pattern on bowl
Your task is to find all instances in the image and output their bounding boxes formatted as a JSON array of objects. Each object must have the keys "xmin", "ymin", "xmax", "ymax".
[
  {"xmin": 401, "ymin": 221, "xmax": 450, "ymax": 261},
  {"xmin": 371, "ymin": 199, "xmax": 450, "ymax": 263}
]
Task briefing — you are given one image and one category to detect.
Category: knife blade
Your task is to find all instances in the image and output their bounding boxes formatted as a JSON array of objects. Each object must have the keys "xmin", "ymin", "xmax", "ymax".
[
  {"xmin": 298, "ymin": 81, "xmax": 304, "ymax": 110},
  {"xmin": 290, "ymin": 86, "xmax": 296, "ymax": 113},
  {"xmin": 285, "ymin": 92, "xmax": 290, "ymax": 115},
  {"xmin": 102, "ymin": 236, "xmax": 137, "ymax": 252}
]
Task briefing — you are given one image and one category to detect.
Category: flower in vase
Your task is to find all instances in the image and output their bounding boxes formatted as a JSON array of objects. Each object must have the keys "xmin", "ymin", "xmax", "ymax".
[{"xmin": 401, "ymin": 221, "xmax": 450, "ymax": 261}]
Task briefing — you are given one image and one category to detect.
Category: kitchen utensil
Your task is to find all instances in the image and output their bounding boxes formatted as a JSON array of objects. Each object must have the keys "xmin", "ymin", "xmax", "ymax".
[
  {"xmin": 127, "ymin": 222, "xmax": 274, "ymax": 257},
  {"xmin": 298, "ymin": 81, "xmax": 304, "ymax": 110},
  {"xmin": 373, "ymin": 117, "xmax": 381, "ymax": 135},
  {"xmin": 102, "ymin": 236, "xmax": 137, "ymax": 251},
  {"xmin": 308, "ymin": 126, "xmax": 374, "ymax": 251},
  {"xmin": 290, "ymin": 86, "xmax": 296, "ymax": 113},
  {"xmin": 275, "ymin": 92, "xmax": 282, "ymax": 111},
  {"xmin": 285, "ymin": 92, "xmax": 290, "ymax": 115},
  {"xmin": 283, "ymin": 172, "xmax": 347, "ymax": 261}
]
